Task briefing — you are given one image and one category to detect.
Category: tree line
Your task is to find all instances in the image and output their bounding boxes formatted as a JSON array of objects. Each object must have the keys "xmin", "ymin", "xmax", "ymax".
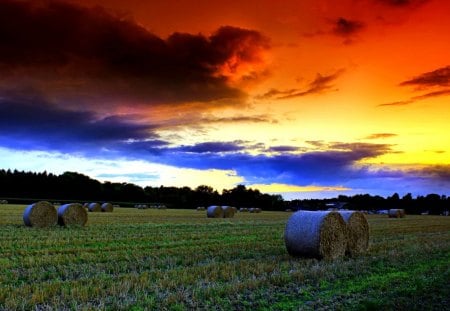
[
  {"xmin": 0, "ymin": 169, "xmax": 284, "ymax": 210},
  {"xmin": 0, "ymin": 169, "xmax": 449, "ymax": 214}
]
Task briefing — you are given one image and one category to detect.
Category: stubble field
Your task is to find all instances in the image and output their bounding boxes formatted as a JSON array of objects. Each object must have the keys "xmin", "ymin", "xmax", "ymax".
[{"xmin": 0, "ymin": 204, "xmax": 449, "ymax": 310}]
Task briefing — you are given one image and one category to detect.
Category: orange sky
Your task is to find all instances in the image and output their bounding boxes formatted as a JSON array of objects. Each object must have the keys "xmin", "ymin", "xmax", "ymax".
[{"xmin": 1, "ymin": 0, "xmax": 449, "ymax": 198}]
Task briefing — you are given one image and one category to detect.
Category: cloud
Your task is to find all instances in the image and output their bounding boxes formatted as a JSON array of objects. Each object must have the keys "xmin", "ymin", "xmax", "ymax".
[
  {"xmin": 150, "ymin": 141, "xmax": 395, "ymax": 187},
  {"xmin": 381, "ymin": 65, "xmax": 450, "ymax": 107},
  {"xmin": 375, "ymin": 0, "xmax": 430, "ymax": 7},
  {"xmin": 378, "ymin": 100, "xmax": 414, "ymax": 107},
  {"xmin": 332, "ymin": 18, "xmax": 365, "ymax": 37},
  {"xmin": 174, "ymin": 141, "xmax": 245, "ymax": 154},
  {"xmin": 400, "ymin": 66, "xmax": 450, "ymax": 88},
  {"xmin": 200, "ymin": 115, "xmax": 276, "ymax": 125},
  {"xmin": 0, "ymin": 0, "xmax": 270, "ymax": 107},
  {"xmin": 267, "ymin": 146, "xmax": 301, "ymax": 153},
  {"xmin": 0, "ymin": 94, "xmax": 162, "ymax": 151},
  {"xmin": 258, "ymin": 70, "xmax": 344, "ymax": 100},
  {"xmin": 365, "ymin": 133, "xmax": 398, "ymax": 139}
]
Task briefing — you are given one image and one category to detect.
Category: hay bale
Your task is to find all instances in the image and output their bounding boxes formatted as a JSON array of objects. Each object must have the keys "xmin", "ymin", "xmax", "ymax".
[
  {"xmin": 88, "ymin": 202, "xmax": 101, "ymax": 212},
  {"xmin": 239, "ymin": 207, "xmax": 248, "ymax": 212},
  {"xmin": 101, "ymin": 202, "xmax": 114, "ymax": 212},
  {"xmin": 222, "ymin": 206, "xmax": 235, "ymax": 218},
  {"xmin": 255, "ymin": 208, "xmax": 262, "ymax": 213},
  {"xmin": 23, "ymin": 201, "xmax": 57, "ymax": 228},
  {"xmin": 248, "ymin": 208, "xmax": 255, "ymax": 213},
  {"xmin": 388, "ymin": 209, "xmax": 405, "ymax": 218},
  {"xmin": 207, "ymin": 205, "xmax": 223, "ymax": 218},
  {"xmin": 57, "ymin": 203, "xmax": 88, "ymax": 227},
  {"xmin": 339, "ymin": 211, "xmax": 369, "ymax": 257},
  {"xmin": 83, "ymin": 203, "xmax": 89, "ymax": 209},
  {"xmin": 196, "ymin": 206, "xmax": 205, "ymax": 211},
  {"xmin": 284, "ymin": 211, "xmax": 347, "ymax": 260}
]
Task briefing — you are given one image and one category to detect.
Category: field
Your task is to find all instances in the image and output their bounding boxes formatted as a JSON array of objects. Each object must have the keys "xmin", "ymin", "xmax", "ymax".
[{"xmin": 0, "ymin": 205, "xmax": 449, "ymax": 310}]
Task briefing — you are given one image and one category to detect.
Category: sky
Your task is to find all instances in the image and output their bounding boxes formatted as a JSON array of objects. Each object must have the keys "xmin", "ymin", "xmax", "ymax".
[{"xmin": 1, "ymin": 0, "xmax": 449, "ymax": 199}]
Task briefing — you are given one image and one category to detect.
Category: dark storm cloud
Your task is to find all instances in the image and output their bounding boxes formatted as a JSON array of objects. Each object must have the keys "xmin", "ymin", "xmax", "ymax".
[
  {"xmin": 0, "ymin": 95, "xmax": 161, "ymax": 150},
  {"xmin": 258, "ymin": 70, "xmax": 344, "ymax": 100},
  {"xmin": 332, "ymin": 18, "xmax": 365, "ymax": 37},
  {"xmin": 0, "ymin": 0, "xmax": 270, "ymax": 104}
]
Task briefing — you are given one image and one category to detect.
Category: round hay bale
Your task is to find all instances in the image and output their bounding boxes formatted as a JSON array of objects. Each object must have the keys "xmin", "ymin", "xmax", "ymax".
[
  {"xmin": 284, "ymin": 211, "xmax": 347, "ymax": 260},
  {"xmin": 196, "ymin": 206, "xmax": 205, "ymax": 211},
  {"xmin": 88, "ymin": 202, "xmax": 101, "ymax": 212},
  {"xmin": 239, "ymin": 207, "xmax": 248, "ymax": 212},
  {"xmin": 222, "ymin": 206, "xmax": 235, "ymax": 218},
  {"xmin": 248, "ymin": 208, "xmax": 255, "ymax": 213},
  {"xmin": 255, "ymin": 208, "xmax": 262, "ymax": 213},
  {"xmin": 83, "ymin": 203, "xmax": 89, "ymax": 209},
  {"xmin": 207, "ymin": 205, "xmax": 223, "ymax": 218},
  {"xmin": 57, "ymin": 203, "xmax": 88, "ymax": 227},
  {"xmin": 388, "ymin": 209, "xmax": 405, "ymax": 218},
  {"xmin": 101, "ymin": 202, "xmax": 114, "ymax": 212},
  {"xmin": 23, "ymin": 201, "xmax": 57, "ymax": 228},
  {"xmin": 339, "ymin": 211, "xmax": 369, "ymax": 257}
]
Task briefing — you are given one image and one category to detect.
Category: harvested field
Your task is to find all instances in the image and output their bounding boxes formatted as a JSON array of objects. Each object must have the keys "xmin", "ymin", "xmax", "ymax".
[{"xmin": 0, "ymin": 204, "xmax": 449, "ymax": 310}]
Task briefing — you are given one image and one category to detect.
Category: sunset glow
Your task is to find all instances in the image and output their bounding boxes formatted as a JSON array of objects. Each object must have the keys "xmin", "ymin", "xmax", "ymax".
[{"xmin": 1, "ymin": 0, "xmax": 449, "ymax": 198}]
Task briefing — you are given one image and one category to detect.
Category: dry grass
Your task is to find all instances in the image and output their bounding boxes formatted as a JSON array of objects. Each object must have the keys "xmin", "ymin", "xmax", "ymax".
[
  {"xmin": 389, "ymin": 209, "xmax": 405, "ymax": 218},
  {"xmin": 339, "ymin": 211, "xmax": 369, "ymax": 257},
  {"xmin": 222, "ymin": 206, "xmax": 236, "ymax": 218},
  {"xmin": 101, "ymin": 203, "xmax": 114, "ymax": 213},
  {"xmin": 88, "ymin": 203, "xmax": 101, "ymax": 212},
  {"xmin": 23, "ymin": 201, "xmax": 57, "ymax": 228},
  {"xmin": 207, "ymin": 205, "xmax": 224, "ymax": 218},
  {"xmin": 57, "ymin": 203, "xmax": 88, "ymax": 227},
  {"xmin": 284, "ymin": 211, "xmax": 347, "ymax": 260}
]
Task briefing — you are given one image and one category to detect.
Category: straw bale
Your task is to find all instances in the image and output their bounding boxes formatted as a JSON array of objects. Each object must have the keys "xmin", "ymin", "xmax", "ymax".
[
  {"xmin": 57, "ymin": 203, "xmax": 88, "ymax": 227},
  {"xmin": 388, "ymin": 209, "xmax": 405, "ymax": 218},
  {"xmin": 222, "ymin": 206, "xmax": 236, "ymax": 218},
  {"xmin": 101, "ymin": 202, "xmax": 114, "ymax": 212},
  {"xmin": 207, "ymin": 205, "xmax": 223, "ymax": 218},
  {"xmin": 248, "ymin": 208, "xmax": 255, "ymax": 213},
  {"xmin": 239, "ymin": 207, "xmax": 248, "ymax": 212},
  {"xmin": 23, "ymin": 201, "xmax": 57, "ymax": 228},
  {"xmin": 284, "ymin": 211, "xmax": 346, "ymax": 260},
  {"xmin": 196, "ymin": 206, "xmax": 206, "ymax": 211},
  {"xmin": 88, "ymin": 202, "xmax": 101, "ymax": 212},
  {"xmin": 339, "ymin": 211, "xmax": 369, "ymax": 257}
]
